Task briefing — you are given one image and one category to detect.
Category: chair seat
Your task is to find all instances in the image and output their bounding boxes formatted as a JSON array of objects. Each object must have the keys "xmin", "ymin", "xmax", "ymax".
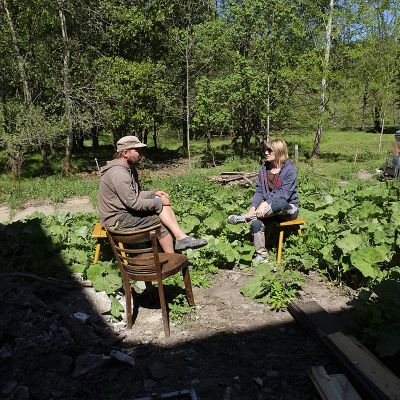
[
  {"xmin": 125, "ymin": 252, "xmax": 188, "ymax": 281},
  {"xmin": 279, "ymin": 217, "xmax": 306, "ymax": 227}
]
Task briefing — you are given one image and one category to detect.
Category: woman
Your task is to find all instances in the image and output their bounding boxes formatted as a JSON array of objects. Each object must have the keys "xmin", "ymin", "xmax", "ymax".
[{"xmin": 228, "ymin": 139, "xmax": 298, "ymax": 262}]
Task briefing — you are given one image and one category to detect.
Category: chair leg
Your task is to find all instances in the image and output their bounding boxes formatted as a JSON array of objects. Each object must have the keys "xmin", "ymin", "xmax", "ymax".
[
  {"xmin": 123, "ymin": 277, "xmax": 133, "ymax": 329},
  {"xmin": 182, "ymin": 267, "xmax": 195, "ymax": 307},
  {"xmin": 157, "ymin": 279, "xmax": 170, "ymax": 338},
  {"xmin": 277, "ymin": 229, "xmax": 284, "ymax": 264},
  {"xmin": 93, "ymin": 241, "xmax": 101, "ymax": 264}
]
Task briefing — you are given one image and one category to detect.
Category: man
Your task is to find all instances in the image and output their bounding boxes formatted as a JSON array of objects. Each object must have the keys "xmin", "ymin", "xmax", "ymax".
[{"xmin": 98, "ymin": 135, "xmax": 207, "ymax": 252}]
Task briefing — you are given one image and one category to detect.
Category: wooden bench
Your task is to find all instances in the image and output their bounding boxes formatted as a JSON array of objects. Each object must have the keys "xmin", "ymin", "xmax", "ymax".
[
  {"xmin": 276, "ymin": 217, "xmax": 306, "ymax": 264},
  {"xmin": 91, "ymin": 222, "xmax": 106, "ymax": 264}
]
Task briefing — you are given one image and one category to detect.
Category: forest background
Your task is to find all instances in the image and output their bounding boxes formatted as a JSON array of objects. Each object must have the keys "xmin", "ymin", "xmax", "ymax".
[{"xmin": 0, "ymin": 0, "xmax": 399, "ymax": 177}]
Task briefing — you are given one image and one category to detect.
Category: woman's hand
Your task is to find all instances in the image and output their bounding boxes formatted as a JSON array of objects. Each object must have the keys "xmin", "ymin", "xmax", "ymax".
[{"xmin": 245, "ymin": 207, "xmax": 257, "ymax": 220}]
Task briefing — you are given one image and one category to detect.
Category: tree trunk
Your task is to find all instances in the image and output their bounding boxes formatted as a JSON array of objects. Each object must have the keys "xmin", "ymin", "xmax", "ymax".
[
  {"xmin": 312, "ymin": 0, "xmax": 334, "ymax": 158},
  {"xmin": 373, "ymin": 105, "xmax": 381, "ymax": 132},
  {"xmin": 2, "ymin": 0, "xmax": 31, "ymax": 104},
  {"xmin": 153, "ymin": 116, "xmax": 158, "ymax": 149},
  {"xmin": 59, "ymin": 2, "xmax": 74, "ymax": 175},
  {"xmin": 91, "ymin": 126, "xmax": 99, "ymax": 149},
  {"xmin": 185, "ymin": 35, "xmax": 191, "ymax": 168},
  {"xmin": 361, "ymin": 87, "xmax": 368, "ymax": 130},
  {"xmin": 0, "ymin": 68, "xmax": 8, "ymax": 133}
]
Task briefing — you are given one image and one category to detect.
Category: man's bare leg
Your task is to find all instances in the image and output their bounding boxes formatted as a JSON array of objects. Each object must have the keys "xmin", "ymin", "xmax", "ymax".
[
  {"xmin": 159, "ymin": 233, "xmax": 175, "ymax": 253},
  {"xmin": 158, "ymin": 205, "xmax": 187, "ymax": 241}
]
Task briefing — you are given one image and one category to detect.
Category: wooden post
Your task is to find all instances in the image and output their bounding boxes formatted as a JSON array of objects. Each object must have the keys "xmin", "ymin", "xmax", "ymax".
[
  {"xmin": 354, "ymin": 147, "xmax": 359, "ymax": 164},
  {"xmin": 294, "ymin": 144, "xmax": 299, "ymax": 164}
]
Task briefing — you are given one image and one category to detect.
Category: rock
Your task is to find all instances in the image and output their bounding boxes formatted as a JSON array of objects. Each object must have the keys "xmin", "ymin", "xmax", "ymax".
[
  {"xmin": 82, "ymin": 288, "xmax": 111, "ymax": 314},
  {"xmin": 253, "ymin": 377, "xmax": 263, "ymax": 387},
  {"xmin": 73, "ymin": 352, "xmax": 111, "ymax": 377},
  {"xmin": 14, "ymin": 385, "xmax": 30, "ymax": 400},
  {"xmin": 143, "ymin": 378, "xmax": 156, "ymax": 391},
  {"xmin": 0, "ymin": 343, "xmax": 13, "ymax": 358},
  {"xmin": 149, "ymin": 361, "xmax": 169, "ymax": 380},
  {"xmin": 110, "ymin": 350, "xmax": 135, "ymax": 366},
  {"xmin": 73, "ymin": 312, "xmax": 90, "ymax": 322}
]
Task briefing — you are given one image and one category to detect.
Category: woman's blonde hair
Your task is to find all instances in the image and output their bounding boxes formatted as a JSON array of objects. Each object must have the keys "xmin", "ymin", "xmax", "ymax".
[{"xmin": 264, "ymin": 139, "xmax": 288, "ymax": 167}]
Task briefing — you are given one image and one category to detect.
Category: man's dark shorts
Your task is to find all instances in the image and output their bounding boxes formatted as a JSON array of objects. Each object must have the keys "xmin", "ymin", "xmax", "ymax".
[{"xmin": 113, "ymin": 212, "xmax": 169, "ymax": 238}]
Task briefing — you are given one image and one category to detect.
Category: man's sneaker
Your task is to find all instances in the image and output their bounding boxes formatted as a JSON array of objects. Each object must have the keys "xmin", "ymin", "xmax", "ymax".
[
  {"xmin": 228, "ymin": 215, "xmax": 247, "ymax": 224},
  {"xmin": 175, "ymin": 236, "xmax": 208, "ymax": 251}
]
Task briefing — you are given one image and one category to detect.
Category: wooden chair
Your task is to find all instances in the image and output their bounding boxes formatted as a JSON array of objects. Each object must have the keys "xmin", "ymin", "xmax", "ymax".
[
  {"xmin": 276, "ymin": 217, "xmax": 306, "ymax": 264},
  {"xmin": 105, "ymin": 224, "xmax": 195, "ymax": 338}
]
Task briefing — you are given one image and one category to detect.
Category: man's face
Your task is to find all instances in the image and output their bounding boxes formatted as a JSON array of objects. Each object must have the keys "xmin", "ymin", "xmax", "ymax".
[{"xmin": 125, "ymin": 148, "xmax": 144, "ymax": 166}]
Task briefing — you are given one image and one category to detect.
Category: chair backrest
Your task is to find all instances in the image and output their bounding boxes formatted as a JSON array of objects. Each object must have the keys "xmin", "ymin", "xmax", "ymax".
[{"xmin": 105, "ymin": 224, "xmax": 163, "ymax": 277}]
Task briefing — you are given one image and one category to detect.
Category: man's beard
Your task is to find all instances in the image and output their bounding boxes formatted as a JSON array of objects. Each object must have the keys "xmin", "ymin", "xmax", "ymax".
[{"xmin": 127, "ymin": 157, "xmax": 138, "ymax": 167}]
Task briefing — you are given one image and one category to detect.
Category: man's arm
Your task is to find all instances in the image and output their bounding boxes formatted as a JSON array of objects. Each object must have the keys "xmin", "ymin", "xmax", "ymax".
[{"xmin": 112, "ymin": 169, "xmax": 163, "ymax": 213}]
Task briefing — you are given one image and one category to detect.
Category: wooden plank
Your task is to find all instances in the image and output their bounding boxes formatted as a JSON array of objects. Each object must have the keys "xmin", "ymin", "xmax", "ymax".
[
  {"xmin": 309, "ymin": 366, "xmax": 361, "ymax": 400},
  {"xmin": 330, "ymin": 374, "xmax": 362, "ymax": 400},
  {"xmin": 288, "ymin": 301, "xmax": 343, "ymax": 336},
  {"xmin": 328, "ymin": 332, "xmax": 400, "ymax": 400}
]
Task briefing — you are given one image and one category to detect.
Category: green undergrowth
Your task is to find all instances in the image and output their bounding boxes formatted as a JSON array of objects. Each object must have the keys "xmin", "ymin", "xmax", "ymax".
[
  {"xmin": 240, "ymin": 262, "xmax": 304, "ymax": 311},
  {"xmin": 0, "ymin": 174, "xmax": 99, "ymax": 210}
]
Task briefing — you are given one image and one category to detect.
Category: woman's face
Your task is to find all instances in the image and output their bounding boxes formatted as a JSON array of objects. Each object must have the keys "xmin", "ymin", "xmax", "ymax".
[{"xmin": 265, "ymin": 147, "xmax": 276, "ymax": 163}]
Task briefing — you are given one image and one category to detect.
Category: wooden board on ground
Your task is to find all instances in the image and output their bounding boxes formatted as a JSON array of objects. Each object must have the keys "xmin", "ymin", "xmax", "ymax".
[
  {"xmin": 309, "ymin": 366, "xmax": 361, "ymax": 400},
  {"xmin": 288, "ymin": 301, "xmax": 344, "ymax": 337},
  {"xmin": 327, "ymin": 332, "xmax": 400, "ymax": 400}
]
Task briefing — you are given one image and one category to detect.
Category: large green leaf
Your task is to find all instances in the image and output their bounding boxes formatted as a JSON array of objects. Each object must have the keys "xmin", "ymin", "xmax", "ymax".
[
  {"xmin": 203, "ymin": 214, "xmax": 224, "ymax": 232},
  {"xmin": 336, "ymin": 233, "xmax": 364, "ymax": 254},
  {"xmin": 181, "ymin": 215, "xmax": 200, "ymax": 233},
  {"xmin": 87, "ymin": 263, "xmax": 122, "ymax": 294},
  {"xmin": 350, "ymin": 246, "xmax": 389, "ymax": 278}
]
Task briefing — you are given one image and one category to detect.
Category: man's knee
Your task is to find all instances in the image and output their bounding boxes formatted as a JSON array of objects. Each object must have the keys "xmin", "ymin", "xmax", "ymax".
[{"xmin": 250, "ymin": 219, "xmax": 264, "ymax": 234}]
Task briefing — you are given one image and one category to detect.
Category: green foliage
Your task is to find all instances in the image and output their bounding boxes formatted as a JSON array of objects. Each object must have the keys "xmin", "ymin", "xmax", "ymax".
[
  {"xmin": 240, "ymin": 263, "xmax": 304, "ymax": 311},
  {"xmin": 168, "ymin": 293, "xmax": 193, "ymax": 325},
  {"xmin": 86, "ymin": 261, "xmax": 122, "ymax": 294},
  {"xmin": 285, "ymin": 177, "xmax": 400, "ymax": 286},
  {"xmin": 352, "ymin": 280, "xmax": 400, "ymax": 358}
]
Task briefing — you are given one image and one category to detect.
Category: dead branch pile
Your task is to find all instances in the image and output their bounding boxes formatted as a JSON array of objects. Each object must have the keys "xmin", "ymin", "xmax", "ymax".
[{"xmin": 209, "ymin": 171, "xmax": 258, "ymax": 187}]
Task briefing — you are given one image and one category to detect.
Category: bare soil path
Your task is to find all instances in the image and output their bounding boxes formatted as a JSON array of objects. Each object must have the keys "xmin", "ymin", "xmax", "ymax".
[{"xmin": 0, "ymin": 266, "xmax": 354, "ymax": 400}]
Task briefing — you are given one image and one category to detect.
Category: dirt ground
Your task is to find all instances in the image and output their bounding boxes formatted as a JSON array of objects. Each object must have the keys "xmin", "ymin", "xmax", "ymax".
[{"xmin": 0, "ymin": 264, "xmax": 354, "ymax": 400}]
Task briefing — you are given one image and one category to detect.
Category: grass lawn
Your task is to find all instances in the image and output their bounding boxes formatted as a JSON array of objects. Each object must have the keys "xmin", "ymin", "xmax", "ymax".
[{"xmin": 0, "ymin": 130, "xmax": 396, "ymax": 209}]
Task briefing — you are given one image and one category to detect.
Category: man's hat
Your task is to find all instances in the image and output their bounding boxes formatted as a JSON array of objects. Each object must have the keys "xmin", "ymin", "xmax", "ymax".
[{"xmin": 116, "ymin": 136, "xmax": 147, "ymax": 151}]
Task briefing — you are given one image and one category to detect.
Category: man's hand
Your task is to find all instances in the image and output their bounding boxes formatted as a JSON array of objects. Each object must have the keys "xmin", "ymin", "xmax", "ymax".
[{"xmin": 155, "ymin": 191, "xmax": 171, "ymax": 206}]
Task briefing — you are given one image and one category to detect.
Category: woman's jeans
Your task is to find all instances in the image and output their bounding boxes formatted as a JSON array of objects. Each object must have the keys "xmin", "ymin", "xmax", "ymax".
[{"xmin": 250, "ymin": 199, "xmax": 298, "ymax": 257}]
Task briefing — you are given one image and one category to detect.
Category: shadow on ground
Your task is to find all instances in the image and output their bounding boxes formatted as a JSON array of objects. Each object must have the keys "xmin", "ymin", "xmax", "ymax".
[{"xmin": 0, "ymin": 219, "xmax": 396, "ymax": 400}]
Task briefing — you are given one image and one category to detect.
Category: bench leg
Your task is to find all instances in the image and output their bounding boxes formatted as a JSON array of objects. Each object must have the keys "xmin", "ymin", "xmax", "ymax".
[
  {"xmin": 277, "ymin": 229, "xmax": 284, "ymax": 265},
  {"xmin": 93, "ymin": 241, "xmax": 101, "ymax": 264}
]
